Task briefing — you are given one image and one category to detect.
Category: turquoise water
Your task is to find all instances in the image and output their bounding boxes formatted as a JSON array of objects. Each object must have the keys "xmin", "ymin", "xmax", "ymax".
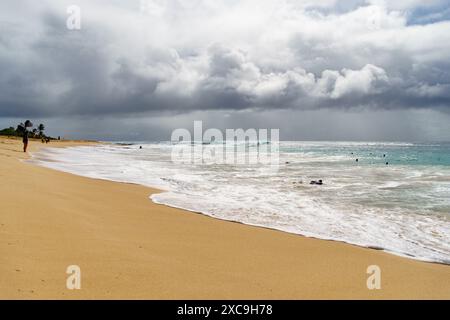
[{"xmin": 281, "ymin": 142, "xmax": 450, "ymax": 166}]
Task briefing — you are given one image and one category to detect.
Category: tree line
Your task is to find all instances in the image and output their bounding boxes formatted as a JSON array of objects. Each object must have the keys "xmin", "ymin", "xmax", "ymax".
[{"xmin": 0, "ymin": 121, "xmax": 59, "ymax": 141}]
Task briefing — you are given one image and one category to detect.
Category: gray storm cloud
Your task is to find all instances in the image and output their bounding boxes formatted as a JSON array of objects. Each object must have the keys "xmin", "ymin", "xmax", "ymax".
[{"xmin": 1, "ymin": 0, "xmax": 450, "ymax": 119}]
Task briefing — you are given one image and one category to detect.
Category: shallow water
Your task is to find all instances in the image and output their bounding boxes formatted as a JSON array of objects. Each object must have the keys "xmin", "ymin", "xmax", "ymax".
[{"xmin": 30, "ymin": 141, "xmax": 450, "ymax": 264}]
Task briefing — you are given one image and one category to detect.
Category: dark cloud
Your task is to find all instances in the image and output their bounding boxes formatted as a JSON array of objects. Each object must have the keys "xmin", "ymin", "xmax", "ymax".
[{"xmin": 0, "ymin": 0, "xmax": 450, "ymax": 140}]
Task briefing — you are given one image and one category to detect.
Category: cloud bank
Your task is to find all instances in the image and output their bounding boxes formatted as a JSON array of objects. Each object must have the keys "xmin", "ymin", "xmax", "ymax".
[{"xmin": 1, "ymin": 0, "xmax": 450, "ymax": 120}]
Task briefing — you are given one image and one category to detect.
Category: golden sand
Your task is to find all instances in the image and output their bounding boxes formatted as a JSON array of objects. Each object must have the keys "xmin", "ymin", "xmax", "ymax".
[{"xmin": 0, "ymin": 136, "xmax": 449, "ymax": 299}]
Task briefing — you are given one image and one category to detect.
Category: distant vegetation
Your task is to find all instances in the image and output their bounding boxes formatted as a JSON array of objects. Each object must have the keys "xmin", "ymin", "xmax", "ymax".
[
  {"xmin": 0, "ymin": 127, "xmax": 17, "ymax": 136},
  {"xmin": 0, "ymin": 121, "xmax": 59, "ymax": 141}
]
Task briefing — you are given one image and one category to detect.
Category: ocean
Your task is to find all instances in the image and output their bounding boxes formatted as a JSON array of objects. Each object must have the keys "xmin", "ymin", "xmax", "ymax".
[{"xmin": 29, "ymin": 141, "xmax": 450, "ymax": 264}]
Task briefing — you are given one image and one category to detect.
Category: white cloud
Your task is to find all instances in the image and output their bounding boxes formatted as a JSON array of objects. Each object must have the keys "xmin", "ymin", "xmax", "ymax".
[
  {"xmin": 0, "ymin": 0, "xmax": 449, "ymax": 117},
  {"xmin": 330, "ymin": 64, "xmax": 389, "ymax": 98}
]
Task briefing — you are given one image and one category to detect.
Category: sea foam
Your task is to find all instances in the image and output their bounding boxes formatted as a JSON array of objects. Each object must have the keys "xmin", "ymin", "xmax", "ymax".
[{"xmin": 29, "ymin": 141, "xmax": 450, "ymax": 264}]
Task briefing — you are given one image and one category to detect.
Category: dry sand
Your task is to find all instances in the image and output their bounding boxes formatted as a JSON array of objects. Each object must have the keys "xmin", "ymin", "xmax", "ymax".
[{"xmin": 0, "ymin": 136, "xmax": 449, "ymax": 299}]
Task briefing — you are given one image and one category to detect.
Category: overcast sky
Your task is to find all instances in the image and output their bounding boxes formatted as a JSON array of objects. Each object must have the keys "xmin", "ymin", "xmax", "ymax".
[{"xmin": 1, "ymin": 0, "xmax": 450, "ymax": 141}]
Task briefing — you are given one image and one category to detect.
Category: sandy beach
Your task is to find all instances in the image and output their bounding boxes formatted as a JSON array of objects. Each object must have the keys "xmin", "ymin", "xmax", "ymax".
[{"xmin": 0, "ymin": 136, "xmax": 449, "ymax": 299}]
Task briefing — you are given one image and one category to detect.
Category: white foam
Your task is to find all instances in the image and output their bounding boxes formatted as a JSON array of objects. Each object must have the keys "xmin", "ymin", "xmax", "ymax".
[{"xmin": 29, "ymin": 142, "xmax": 450, "ymax": 264}]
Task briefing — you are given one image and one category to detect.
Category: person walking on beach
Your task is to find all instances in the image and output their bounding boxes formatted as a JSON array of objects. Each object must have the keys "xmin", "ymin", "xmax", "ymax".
[
  {"xmin": 20, "ymin": 120, "xmax": 32, "ymax": 153},
  {"xmin": 22, "ymin": 128, "xmax": 29, "ymax": 152}
]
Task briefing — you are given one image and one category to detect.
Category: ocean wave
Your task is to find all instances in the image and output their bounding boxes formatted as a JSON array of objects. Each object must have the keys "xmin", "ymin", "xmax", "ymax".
[{"xmin": 28, "ymin": 142, "xmax": 450, "ymax": 264}]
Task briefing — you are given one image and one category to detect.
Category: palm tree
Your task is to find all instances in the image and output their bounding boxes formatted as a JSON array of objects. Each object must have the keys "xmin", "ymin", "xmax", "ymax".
[
  {"xmin": 38, "ymin": 124, "xmax": 45, "ymax": 137},
  {"xmin": 17, "ymin": 120, "xmax": 32, "ymax": 135},
  {"xmin": 16, "ymin": 123, "xmax": 25, "ymax": 135}
]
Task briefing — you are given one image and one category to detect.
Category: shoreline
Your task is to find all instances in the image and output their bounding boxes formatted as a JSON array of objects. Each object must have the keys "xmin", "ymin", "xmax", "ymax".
[
  {"xmin": 151, "ymin": 199, "xmax": 450, "ymax": 267},
  {"xmin": 150, "ymin": 197, "xmax": 450, "ymax": 267},
  {"xmin": 1, "ymin": 136, "xmax": 450, "ymax": 299},
  {"xmin": 31, "ymin": 140, "xmax": 450, "ymax": 267}
]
